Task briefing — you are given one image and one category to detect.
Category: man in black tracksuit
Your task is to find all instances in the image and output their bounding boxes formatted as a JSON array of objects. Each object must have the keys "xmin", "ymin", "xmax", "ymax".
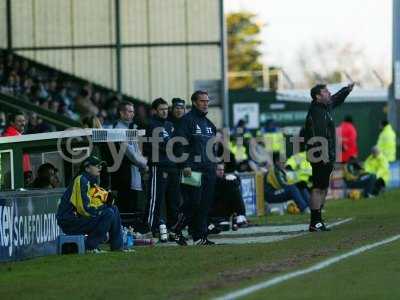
[
  {"xmin": 166, "ymin": 98, "xmax": 186, "ymax": 226},
  {"xmin": 145, "ymin": 98, "xmax": 180, "ymax": 242},
  {"xmin": 304, "ymin": 83, "xmax": 354, "ymax": 232},
  {"xmin": 173, "ymin": 90, "xmax": 217, "ymax": 245}
]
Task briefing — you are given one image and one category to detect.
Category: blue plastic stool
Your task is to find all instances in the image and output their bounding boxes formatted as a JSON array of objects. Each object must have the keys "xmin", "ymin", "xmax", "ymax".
[{"xmin": 57, "ymin": 234, "xmax": 86, "ymax": 255}]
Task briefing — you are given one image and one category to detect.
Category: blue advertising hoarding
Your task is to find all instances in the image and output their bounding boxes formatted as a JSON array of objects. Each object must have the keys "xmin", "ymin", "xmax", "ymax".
[
  {"xmin": 0, "ymin": 189, "xmax": 64, "ymax": 262},
  {"xmin": 238, "ymin": 173, "xmax": 257, "ymax": 216}
]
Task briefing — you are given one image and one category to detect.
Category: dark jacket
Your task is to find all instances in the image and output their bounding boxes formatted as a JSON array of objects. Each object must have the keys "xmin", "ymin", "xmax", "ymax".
[
  {"xmin": 174, "ymin": 106, "xmax": 217, "ymax": 171},
  {"xmin": 168, "ymin": 115, "xmax": 183, "ymax": 127},
  {"xmin": 304, "ymin": 87, "xmax": 351, "ymax": 163},
  {"xmin": 145, "ymin": 116, "xmax": 175, "ymax": 168},
  {"xmin": 210, "ymin": 175, "xmax": 246, "ymax": 218}
]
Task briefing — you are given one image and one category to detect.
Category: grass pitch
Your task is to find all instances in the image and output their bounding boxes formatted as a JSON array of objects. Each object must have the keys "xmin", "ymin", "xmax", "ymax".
[{"xmin": 1, "ymin": 190, "xmax": 400, "ymax": 300}]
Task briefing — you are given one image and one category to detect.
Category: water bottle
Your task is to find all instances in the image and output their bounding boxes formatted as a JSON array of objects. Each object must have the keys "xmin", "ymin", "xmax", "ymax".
[
  {"xmin": 122, "ymin": 227, "xmax": 128, "ymax": 248},
  {"xmin": 159, "ymin": 224, "xmax": 168, "ymax": 242},
  {"xmin": 126, "ymin": 231, "xmax": 132, "ymax": 248},
  {"xmin": 126, "ymin": 227, "xmax": 135, "ymax": 248}
]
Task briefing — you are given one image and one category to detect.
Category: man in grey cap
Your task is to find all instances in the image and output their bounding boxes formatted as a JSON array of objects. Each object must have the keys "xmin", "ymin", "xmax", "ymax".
[{"xmin": 57, "ymin": 156, "xmax": 123, "ymax": 252}]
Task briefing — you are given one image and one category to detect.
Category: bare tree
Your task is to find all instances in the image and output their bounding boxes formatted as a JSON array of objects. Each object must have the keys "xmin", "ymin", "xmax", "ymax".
[{"xmin": 297, "ymin": 41, "xmax": 388, "ymax": 87}]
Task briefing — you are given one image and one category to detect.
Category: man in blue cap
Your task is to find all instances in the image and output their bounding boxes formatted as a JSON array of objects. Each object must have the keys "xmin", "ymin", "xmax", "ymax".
[
  {"xmin": 56, "ymin": 156, "xmax": 123, "ymax": 252},
  {"xmin": 169, "ymin": 98, "xmax": 186, "ymax": 126}
]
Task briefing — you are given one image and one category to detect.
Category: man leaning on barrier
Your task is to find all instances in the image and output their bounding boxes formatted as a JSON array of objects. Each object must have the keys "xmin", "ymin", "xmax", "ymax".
[
  {"xmin": 56, "ymin": 156, "xmax": 123, "ymax": 253},
  {"xmin": 110, "ymin": 101, "xmax": 148, "ymax": 215}
]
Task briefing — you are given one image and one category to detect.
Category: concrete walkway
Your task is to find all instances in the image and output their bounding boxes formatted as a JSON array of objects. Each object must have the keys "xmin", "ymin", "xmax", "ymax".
[{"xmin": 155, "ymin": 218, "xmax": 353, "ymax": 246}]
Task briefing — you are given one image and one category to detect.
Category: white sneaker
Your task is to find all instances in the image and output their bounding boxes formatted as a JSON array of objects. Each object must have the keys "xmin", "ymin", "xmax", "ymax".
[
  {"xmin": 159, "ymin": 224, "xmax": 168, "ymax": 242},
  {"xmin": 236, "ymin": 215, "xmax": 247, "ymax": 224},
  {"xmin": 218, "ymin": 221, "xmax": 230, "ymax": 231},
  {"xmin": 122, "ymin": 248, "xmax": 136, "ymax": 253},
  {"xmin": 86, "ymin": 248, "xmax": 107, "ymax": 254},
  {"xmin": 235, "ymin": 215, "xmax": 248, "ymax": 228}
]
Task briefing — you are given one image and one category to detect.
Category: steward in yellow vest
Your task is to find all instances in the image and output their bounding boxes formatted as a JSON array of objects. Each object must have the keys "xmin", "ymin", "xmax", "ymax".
[
  {"xmin": 285, "ymin": 151, "xmax": 312, "ymax": 188},
  {"xmin": 377, "ymin": 120, "xmax": 396, "ymax": 163},
  {"xmin": 229, "ymin": 140, "xmax": 248, "ymax": 162},
  {"xmin": 259, "ymin": 119, "xmax": 285, "ymax": 155},
  {"xmin": 364, "ymin": 147, "xmax": 390, "ymax": 195}
]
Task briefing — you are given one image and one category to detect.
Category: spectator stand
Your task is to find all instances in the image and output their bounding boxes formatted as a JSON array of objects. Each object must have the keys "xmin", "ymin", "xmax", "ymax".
[
  {"xmin": 0, "ymin": 50, "xmax": 149, "ymax": 132},
  {"xmin": 0, "ymin": 92, "xmax": 80, "ymax": 131}
]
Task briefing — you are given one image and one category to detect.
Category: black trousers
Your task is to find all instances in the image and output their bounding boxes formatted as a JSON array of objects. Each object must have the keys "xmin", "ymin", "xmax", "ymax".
[
  {"xmin": 345, "ymin": 174, "xmax": 377, "ymax": 197},
  {"xmin": 58, "ymin": 206, "xmax": 122, "ymax": 251},
  {"xmin": 115, "ymin": 189, "xmax": 139, "ymax": 214},
  {"xmin": 373, "ymin": 178, "xmax": 386, "ymax": 195},
  {"xmin": 311, "ymin": 162, "xmax": 334, "ymax": 190},
  {"xmin": 209, "ymin": 179, "xmax": 246, "ymax": 221},
  {"xmin": 180, "ymin": 169, "xmax": 216, "ymax": 241},
  {"xmin": 147, "ymin": 165, "xmax": 181, "ymax": 233}
]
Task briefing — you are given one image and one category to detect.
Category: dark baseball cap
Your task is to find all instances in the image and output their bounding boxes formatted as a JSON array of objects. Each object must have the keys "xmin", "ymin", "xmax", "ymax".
[
  {"xmin": 172, "ymin": 98, "xmax": 185, "ymax": 108},
  {"xmin": 82, "ymin": 156, "xmax": 106, "ymax": 168}
]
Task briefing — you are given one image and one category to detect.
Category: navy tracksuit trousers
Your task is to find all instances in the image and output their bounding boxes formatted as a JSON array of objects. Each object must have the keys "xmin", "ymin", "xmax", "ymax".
[
  {"xmin": 147, "ymin": 166, "xmax": 181, "ymax": 233},
  {"xmin": 180, "ymin": 169, "xmax": 216, "ymax": 241},
  {"xmin": 58, "ymin": 206, "xmax": 122, "ymax": 251}
]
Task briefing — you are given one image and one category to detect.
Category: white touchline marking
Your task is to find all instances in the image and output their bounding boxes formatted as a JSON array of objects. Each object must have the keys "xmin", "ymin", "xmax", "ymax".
[
  {"xmin": 324, "ymin": 218, "xmax": 353, "ymax": 229},
  {"xmin": 215, "ymin": 219, "xmax": 353, "ymax": 245},
  {"xmin": 215, "ymin": 233, "xmax": 400, "ymax": 300}
]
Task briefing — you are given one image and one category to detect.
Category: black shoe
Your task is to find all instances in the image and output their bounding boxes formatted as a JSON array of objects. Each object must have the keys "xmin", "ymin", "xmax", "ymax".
[
  {"xmin": 171, "ymin": 213, "xmax": 187, "ymax": 234},
  {"xmin": 231, "ymin": 215, "xmax": 239, "ymax": 231},
  {"xmin": 159, "ymin": 238, "xmax": 168, "ymax": 243},
  {"xmin": 218, "ymin": 221, "xmax": 230, "ymax": 231},
  {"xmin": 174, "ymin": 232, "xmax": 188, "ymax": 246},
  {"xmin": 208, "ymin": 223, "xmax": 222, "ymax": 235},
  {"xmin": 168, "ymin": 232, "xmax": 176, "ymax": 242},
  {"xmin": 193, "ymin": 238, "xmax": 215, "ymax": 246},
  {"xmin": 309, "ymin": 222, "xmax": 331, "ymax": 232}
]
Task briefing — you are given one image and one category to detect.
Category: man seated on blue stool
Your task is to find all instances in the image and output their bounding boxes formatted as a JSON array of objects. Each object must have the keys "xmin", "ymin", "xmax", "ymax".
[{"xmin": 57, "ymin": 156, "xmax": 123, "ymax": 253}]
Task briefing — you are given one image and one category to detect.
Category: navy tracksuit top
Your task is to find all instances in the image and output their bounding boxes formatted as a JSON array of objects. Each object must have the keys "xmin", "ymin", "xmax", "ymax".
[
  {"xmin": 174, "ymin": 106, "xmax": 217, "ymax": 172},
  {"xmin": 145, "ymin": 116, "xmax": 175, "ymax": 168}
]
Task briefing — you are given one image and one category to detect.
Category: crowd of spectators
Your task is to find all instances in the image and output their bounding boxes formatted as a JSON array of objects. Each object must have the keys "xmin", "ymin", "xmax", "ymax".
[{"xmin": 0, "ymin": 51, "xmax": 145, "ymax": 135}]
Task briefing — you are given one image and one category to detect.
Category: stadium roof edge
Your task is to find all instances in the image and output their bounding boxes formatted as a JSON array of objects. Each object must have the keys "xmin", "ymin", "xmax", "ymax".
[{"xmin": 277, "ymin": 86, "xmax": 389, "ymax": 103}]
